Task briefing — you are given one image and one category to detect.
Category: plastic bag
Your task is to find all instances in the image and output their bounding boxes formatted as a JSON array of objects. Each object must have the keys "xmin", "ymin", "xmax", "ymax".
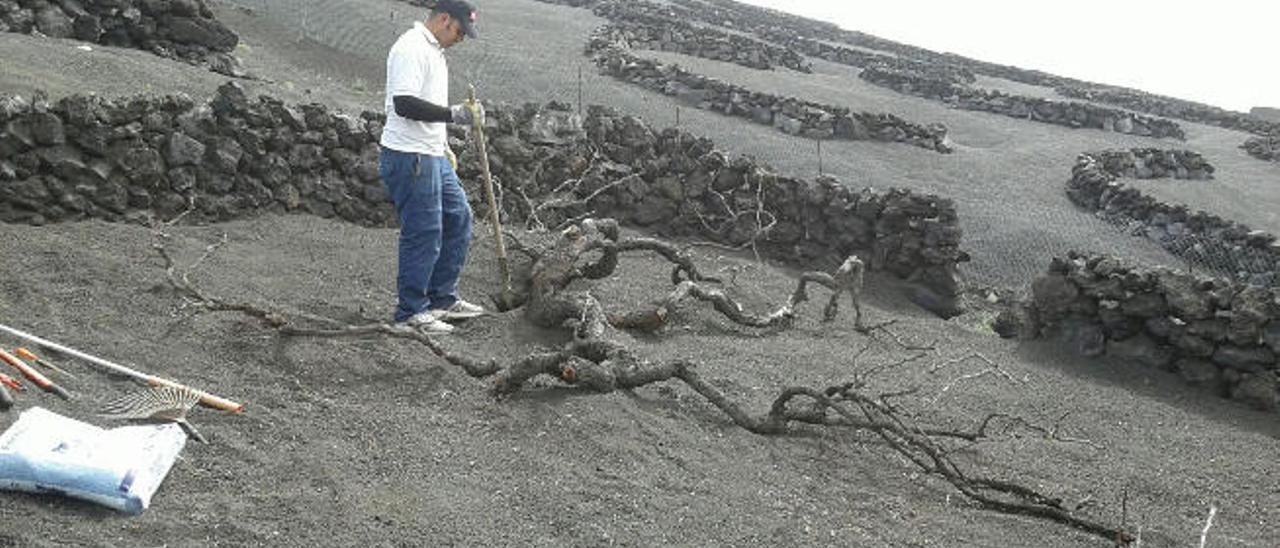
[{"xmin": 0, "ymin": 407, "xmax": 187, "ymax": 514}]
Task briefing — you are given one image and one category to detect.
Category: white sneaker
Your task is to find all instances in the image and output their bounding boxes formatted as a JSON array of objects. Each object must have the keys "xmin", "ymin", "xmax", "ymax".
[
  {"xmin": 438, "ymin": 299, "xmax": 486, "ymax": 321},
  {"xmin": 400, "ymin": 310, "xmax": 455, "ymax": 334}
]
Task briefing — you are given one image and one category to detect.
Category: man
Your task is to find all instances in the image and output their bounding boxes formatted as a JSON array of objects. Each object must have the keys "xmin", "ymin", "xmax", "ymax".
[{"xmin": 380, "ymin": 0, "xmax": 485, "ymax": 334}]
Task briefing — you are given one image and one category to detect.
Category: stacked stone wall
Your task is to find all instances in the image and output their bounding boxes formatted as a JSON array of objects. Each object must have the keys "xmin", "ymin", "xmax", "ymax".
[
  {"xmin": 526, "ymin": 0, "xmax": 1280, "ymax": 135},
  {"xmin": 748, "ymin": 28, "xmax": 976, "ymax": 85},
  {"xmin": 520, "ymin": 0, "xmax": 955, "ymax": 154},
  {"xmin": 0, "ymin": 87, "xmax": 389, "ymax": 225},
  {"xmin": 0, "ymin": 0, "xmax": 242, "ymax": 76},
  {"xmin": 665, "ymin": 0, "xmax": 1280, "ymax": 140},
  {"xmin": 519, "ymin": 104, "xmax": 966, "ymax": 316},
  {"xmin": 1059, "ymin": 86, "xmax": 1280, "ymax": 138},
  {"xmin": 592, "ymin": 48, "xmax": 951, "ymax": 153},
  {"xmin": 589, "ymin": 1, "xmax": 811, "ymax": 73},
  {"xmin": 532, "ymin": 0, "xmax": 975, "ymax": 84},
  {"xmin": 593, "ymin": 0, "xmax": 975, "ymax": 85},
  {"xmin": 1014, "ymin": 251, "xmax": 1280, "ymax": 411},
  {"xmin": 669, "ymin": 0, "xmax": 1060, "ymax": 89},
  {"xmin": 1242, "ymin": 136, "xmax": 1280, "ymax": 163},
  {"xmin": 860, "ymin": 67, "xmax": 1186, "ymax": 140},
  {"xmin": 1085, "ymin": 149, "xmax": 1215, "ymax": 180},
  {"xmin": 1067, "ymin": 152, "xmax": 1280, "ymax": 288},
  {"xmin": 451, "ymin": 0, "xmax": 812, "ymax": 73},
  {"xmin": 666, "ymin": 0, "xmax": 1280, "ymax": 144},
  {"xmin": 0, "ymin": 84, "xmax": 968, "ymax": 315}
]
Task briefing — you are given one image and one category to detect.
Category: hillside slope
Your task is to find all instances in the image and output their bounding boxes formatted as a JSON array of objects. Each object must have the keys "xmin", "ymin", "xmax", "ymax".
[
  {"xmin": 1, "ymin": 214, "xmax": 1277, "ymax": 547},
  {"xmin": 1, "ymin": 0, "xmax": 1278, "ymax": 546}
]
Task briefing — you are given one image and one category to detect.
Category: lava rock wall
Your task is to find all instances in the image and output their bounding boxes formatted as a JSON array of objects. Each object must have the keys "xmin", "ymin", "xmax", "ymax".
[
  {"xmin": 0, "ymin": 0, "xmax": 242, "ymax": 76},
  {"xmin": 1013, "ymin": 251, "xmax": 1280, "ymax": 411},
  {"xmin": 592, "ymin": 48, "xmax": 951, "ymax": 153},
  {"xmin": 1242, "ymin": 135, "xmax": 1280, "ymax": 163},
  {"xmin": 861, "ymin": 67, "xmax": 1186, "ymax": 140},
  {"xmin": 1067, "ymin": 151, "xmax": 1279, "ymax": 287},
  {"xmin": 0, "ymin": 84, "xmax": 969, "ymax": 314},
  {"xmin": 1058, "ymin": 86, "xmax": 1280, "ymax": 137},
  {"xmin": 590, "ymin": 1, "xmax": 812, "ymax": 73}
]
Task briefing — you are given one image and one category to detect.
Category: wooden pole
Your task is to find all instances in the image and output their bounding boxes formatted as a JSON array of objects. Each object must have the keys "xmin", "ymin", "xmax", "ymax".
[
  {"xmin": 466, "ymin": 85, "xmax": 513, "ymax": 296},
  {"xmin": 817, "ymin": 139, "xmax": 823, "ymax": 176}
]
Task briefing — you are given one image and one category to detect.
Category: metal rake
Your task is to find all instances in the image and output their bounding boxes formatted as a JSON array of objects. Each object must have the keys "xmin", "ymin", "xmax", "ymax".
[{"xmin": 99, "ymin": 385, "xmax": 209, "ymax": 443}]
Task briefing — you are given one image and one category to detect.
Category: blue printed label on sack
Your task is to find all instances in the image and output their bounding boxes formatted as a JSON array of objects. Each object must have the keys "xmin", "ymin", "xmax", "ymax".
[{"xmin": 118, "ymin": 469, "xmax": 136, "ymax": 493}]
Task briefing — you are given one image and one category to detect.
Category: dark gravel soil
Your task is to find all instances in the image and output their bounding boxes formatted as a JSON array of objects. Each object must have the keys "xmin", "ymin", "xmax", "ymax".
[
  {"xmin": 1, "ymin": 1, "xmax": 1278, "ymax": 546},
  {"xmin": 0, "ymin": 215, "xmax": 1277, "ymax": 547}
]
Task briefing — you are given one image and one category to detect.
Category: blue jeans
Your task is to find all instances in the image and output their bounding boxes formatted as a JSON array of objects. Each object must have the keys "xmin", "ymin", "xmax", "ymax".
[{"xmin": 380, "ymin": 147, "xmax": 473, "ymax": 322}]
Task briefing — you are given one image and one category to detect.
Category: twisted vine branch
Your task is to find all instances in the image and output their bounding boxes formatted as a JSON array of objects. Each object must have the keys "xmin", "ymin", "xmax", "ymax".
[{"xmin": 149, "ymin": 216, "xmax": 1131, "ymax": 544}]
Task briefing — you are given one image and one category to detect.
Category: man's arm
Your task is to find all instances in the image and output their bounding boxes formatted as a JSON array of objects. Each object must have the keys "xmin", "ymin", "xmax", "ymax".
[
  {"xmin": 393, "ymin": 95, "xmax": 483, "ymax": 127},
  {"xmin": 392, "ymin": 95, "xmax": 453, "ymax": 123}
]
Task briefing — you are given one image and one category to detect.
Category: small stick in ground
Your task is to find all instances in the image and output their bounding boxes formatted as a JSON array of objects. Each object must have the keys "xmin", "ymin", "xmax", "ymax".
[{"xmin": 1198, "ymin": 505, "xmax": 1217, "ymax": 548}]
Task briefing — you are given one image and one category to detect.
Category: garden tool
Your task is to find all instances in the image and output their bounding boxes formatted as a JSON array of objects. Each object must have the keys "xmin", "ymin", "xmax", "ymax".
[
  {"xmin": 100, "ymin": 385, "xmax": 208, "ymax": 443},
  {"xmin": 16, "ymin": 347, "xmax": 78, "ymax": 380},
  {"xmin": 466, "ymin": 84, "xmax": 523, "ymax": 312},
  {"xmin": 0, "ymin": 347, "xmax": 71, "ymax": 400},
  {"xmin": 0, "ymin": 372, "xmax": 22, "ymax": 391},
  {"xmin": 0, "ymin": 323, "xmax": 244, "ymax": 413}
]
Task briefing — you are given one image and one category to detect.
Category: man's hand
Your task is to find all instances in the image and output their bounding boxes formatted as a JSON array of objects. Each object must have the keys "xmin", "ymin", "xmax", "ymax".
[
  {"xmin": 450, "ymin": 102, "xmax": 486, "ymax": 127},
  {"xmin": 445, "ymin": 148, "xmax": 458, "ymax": 171}
]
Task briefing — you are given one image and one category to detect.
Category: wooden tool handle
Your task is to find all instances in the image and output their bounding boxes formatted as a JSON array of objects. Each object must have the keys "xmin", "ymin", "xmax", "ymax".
[
  {"xmin": 465, "ymin": 84, "xmax": 512, "ymax": 292},
  {"xmin": 0, "ymin": 348, "xmax": 53, "ymax": 390},
  {"xmin": 0, "ymin": 373, "xmax": 21, "ymax": 391},
  {"xmin": 0, "ymin": 348, "xmax": 71, "ymax": 400},
  {"xmin": 147, "ymin": 377, "xmax": 245, "ymax": 414},
  {"xmin": 15, "ymin": 347, "xmax": 77, "ymax": 380}
]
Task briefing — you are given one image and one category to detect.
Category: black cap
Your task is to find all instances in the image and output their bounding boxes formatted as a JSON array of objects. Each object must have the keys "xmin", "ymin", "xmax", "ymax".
[{"xmin": 434, "ymin": 0, "xmax": 478, "ymax": 39}]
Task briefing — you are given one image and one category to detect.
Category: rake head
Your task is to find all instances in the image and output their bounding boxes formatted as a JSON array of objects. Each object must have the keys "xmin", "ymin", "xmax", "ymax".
[{"xmin": 99, "ymin": 385, "xmax": 208, "ymax": 443}]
